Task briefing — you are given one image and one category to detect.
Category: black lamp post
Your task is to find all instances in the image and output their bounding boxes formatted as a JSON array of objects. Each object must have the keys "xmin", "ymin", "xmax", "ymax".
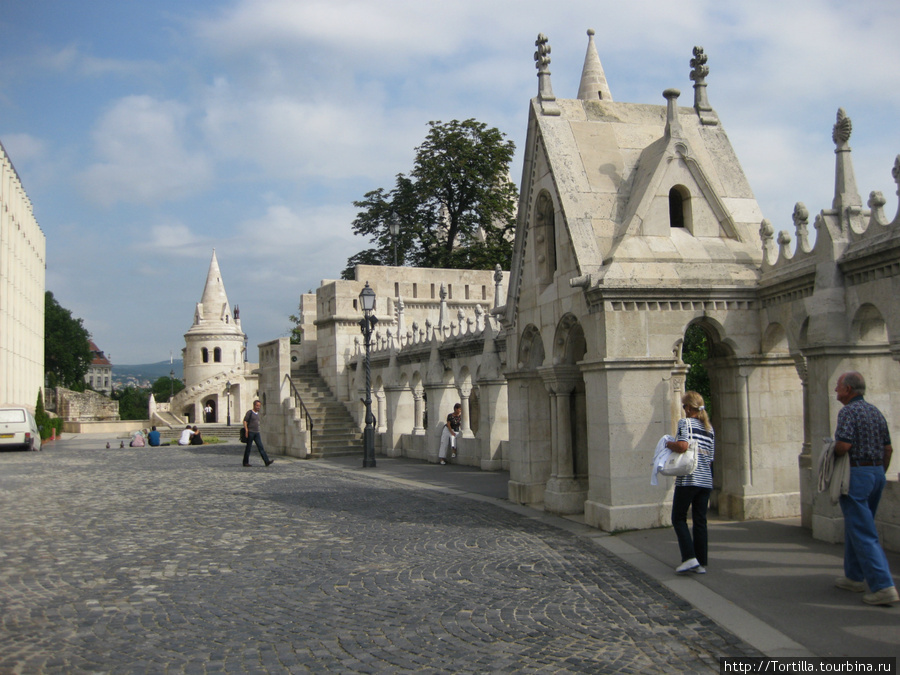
[
  {"xmin": 225, "ymin": 380, "xmax": 232, "ymax": 426},
  {"xmin": 389, "ymin": 213, "xmax": 400, "ymax": 267},
  {"xmin": 358, "ymin": 282, "xmax": 378, "ymax": 467}
]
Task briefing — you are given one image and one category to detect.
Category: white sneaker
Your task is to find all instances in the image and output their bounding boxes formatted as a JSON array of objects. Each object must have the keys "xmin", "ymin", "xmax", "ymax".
[
  {"xmin": 675, "ymin": 558, "xmax": 700, "ymax": 573},
  {"xmin": 862, "ymin": 586, "xmax": 899, "ymax": 606},
  {"xmin": 835, "ymin": 576, "xmax": 866, "ymax": 593},
  {"xmin": 693, "ymin": 565, "xmax": 706, "ymax": 574},
  {"xmin": 451, "ymin": 453, "xmax": 456, "ymax": 458}
]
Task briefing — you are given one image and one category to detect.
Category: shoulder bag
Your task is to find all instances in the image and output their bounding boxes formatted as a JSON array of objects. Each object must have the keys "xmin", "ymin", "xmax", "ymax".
[{"xmin": 659, "ymin": 419, "xmax": 700, "ymax": 477}]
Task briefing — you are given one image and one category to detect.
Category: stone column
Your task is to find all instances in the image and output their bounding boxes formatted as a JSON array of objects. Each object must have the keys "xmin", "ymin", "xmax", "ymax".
[
  {"xmin": 412, "ymin": 387, "xmax": 425, "ymax": 434},
  {"xmin": 539, "ymin": 365, "xmax": 584, "ymax": 515},
  {"xmin": 458, "ymin": 385, "xmax": 473, "ymax": 438}
]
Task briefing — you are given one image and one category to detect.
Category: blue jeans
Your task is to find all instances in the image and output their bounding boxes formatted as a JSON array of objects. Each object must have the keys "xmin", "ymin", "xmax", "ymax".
[
  {"xmin": 243, "ymin": 432, "xmax": 270, "ymax": 465},
  {"xmin": 672, "ymin": 485, "xmax": 711, "ymax": 566},
  {"xmin": 839, "ymin": 466, "xmax": 894, "ymax": 591}
]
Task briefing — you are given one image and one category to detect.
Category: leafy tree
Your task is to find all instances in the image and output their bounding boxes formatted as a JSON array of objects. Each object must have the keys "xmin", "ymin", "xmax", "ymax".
[
  {"xmin": 683, "ymin": 324, "xmax": 712, "ymax": 411},
  {"xmin": 151, "ymin": 376, "xmax": 184, "ymax": 403},
  {"xmin": 44, "ymin": 291, "xmax": 92, "ymax": 390},
  {"xmin": 342, "ymin": 119, "xmax": 517, "ymax": 278},
  {"xmin": 112, "ymin": 386, "xmax": 150, "ymax": 421}
]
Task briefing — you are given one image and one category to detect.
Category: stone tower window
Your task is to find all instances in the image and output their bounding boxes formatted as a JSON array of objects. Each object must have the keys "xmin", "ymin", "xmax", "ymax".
[
  {"xmin": 214, "ymin": 347, "xmax": 222, "ymax": 363},
  {"xmin": 669, "ymin": 186, "xmax": 691, "ymax": 229},
  {"xmin": 201, "ymin": 347, "xmax": 209, "ymax": 363}
]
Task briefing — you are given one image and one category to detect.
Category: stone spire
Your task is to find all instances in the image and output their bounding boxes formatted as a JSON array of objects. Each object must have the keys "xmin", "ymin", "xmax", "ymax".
[
  {"xmin": 190, "ymin": 249, "xmax": 241, "ymax": 333},
  {"xmin": 577, "ymin": 29, "xmax": 613, "ymax": 102},
  {"xmin": 831, "ymin": 108, "xmax": 862, "ymax": 214}
]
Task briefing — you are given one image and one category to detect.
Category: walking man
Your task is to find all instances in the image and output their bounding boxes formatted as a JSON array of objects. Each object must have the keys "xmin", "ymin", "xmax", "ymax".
[
  {"xmin": 243, "ymin": 400, "xmax": 273, "ymax": 467},
  {"xmin": 832, "ymin": 371, "xmax": 897, "ymax": 606}
]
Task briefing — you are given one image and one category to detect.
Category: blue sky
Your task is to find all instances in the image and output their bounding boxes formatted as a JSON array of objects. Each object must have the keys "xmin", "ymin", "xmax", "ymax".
[{"xmin": 2, "ymin": 0, "xmax": 899, "ymax": 365}]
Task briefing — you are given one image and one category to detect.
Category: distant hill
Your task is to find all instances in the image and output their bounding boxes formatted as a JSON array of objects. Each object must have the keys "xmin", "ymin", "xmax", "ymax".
[{"xmin": 114, "ymin": 360, "xmax": 184, "ymax": 386}]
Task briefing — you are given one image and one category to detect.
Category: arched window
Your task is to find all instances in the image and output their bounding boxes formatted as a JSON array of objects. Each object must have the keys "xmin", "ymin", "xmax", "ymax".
[
  {"xmin": 201, "ymin": 348, "xmax": 209, "ymax": 363},
  {"xmin": 213, "ymin": 347, "xmax": 222, "ymax": 363},
  {"xmin": 535, "ymin": 191, "xmax": 557, "ymax": 284},
  {"xmin": 669, "ymin": 186, "xmax": 690, "ymax": 229}
]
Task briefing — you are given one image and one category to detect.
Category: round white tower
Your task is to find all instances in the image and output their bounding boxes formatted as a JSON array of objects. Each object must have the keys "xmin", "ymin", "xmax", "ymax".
[{"xmin": 182, "ymin": 250, "xmax": 246, "ymax": 388}]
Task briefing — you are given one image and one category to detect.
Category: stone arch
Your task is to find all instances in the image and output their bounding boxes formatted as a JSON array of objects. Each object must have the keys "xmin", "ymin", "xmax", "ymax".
[
  {"xmin": 761, "ymin": 322, "xmax": 790, "ymax": 355},
  {"xmin": 517, "ymin": 324, "xmax": 545, "ymax": 370},
  {"xmin": 553, "ymin": 313, "xmax": 586, "ymax": 365},
  {"xmin": 202, "ymin": 397, "xmax": 217, "ymax": 423},
  {"xmin": 851, "ymin": 303, "xmax": 888, "ymax": 343}
]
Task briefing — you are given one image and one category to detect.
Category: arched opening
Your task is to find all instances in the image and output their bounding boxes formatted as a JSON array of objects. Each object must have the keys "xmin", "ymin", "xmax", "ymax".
[
  {"xmin": 534, "ymin": 191, "xmax": 557, "ymax": 285},
  {"xmin": 201, "ymin": 347, "xmax": 209, "ymax": 363},
  {"xmin": 203, "ymin": 399, "xmax": 217, "ymax": 423},
  {"xmin": 852, "ymin": 304, "xmax": 888, "ymax": 343},
  {"xmin": 213, "ymin": 347, "xmax": 222, "ymax": 363},
  {"xmin": 669, "ymin": 185, "xmax": 691, "ymax": 230}
]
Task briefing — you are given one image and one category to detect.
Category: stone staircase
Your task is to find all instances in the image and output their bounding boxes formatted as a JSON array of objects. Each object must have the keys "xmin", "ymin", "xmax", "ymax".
[{"xmin": 291, "ymin": 363, "xmax": 363, "ymax": 458}]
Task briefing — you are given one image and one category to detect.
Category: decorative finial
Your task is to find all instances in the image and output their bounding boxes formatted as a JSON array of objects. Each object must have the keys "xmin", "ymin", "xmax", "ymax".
[
  {"xmin": 689, "ymin": 46, "xmax": 709, "ymax": 84},
  {"xmin": 533, "ymin": 33, "xmax": 560, "ymax": 115},
  {"xmin": 534, "ymin": 34, "xmax": 551, "ymax": 73},
  {"xmin": 832, "ymin": 108, "xmax": 852, "ymax": 147},
  {"xmin": 690, "ymin": 46, "xmax": 717, "ymax": 125},
  {"xmin": 892, "ymin": 155, "xmax": 900, "ymax": 189},
  {"xmin": 493, "ymin": 263, "xmax": 503, "ymax": 284}
]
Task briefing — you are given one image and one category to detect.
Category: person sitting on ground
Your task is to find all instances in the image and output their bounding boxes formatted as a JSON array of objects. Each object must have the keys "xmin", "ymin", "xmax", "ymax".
[
  {"xmin": 147, "ymin": 426, "xmax": 161, "ymax": 447},
  {"xmin": 129, "ymin": 429, "xmax": 145, "ymax": 447},
  {"xmin": 178, "ymin": 425, "xmax": 195, "ymax": 446},
  {"xmin": 189, "ymin": 426, "xmax": 204, "ymax": 445}
]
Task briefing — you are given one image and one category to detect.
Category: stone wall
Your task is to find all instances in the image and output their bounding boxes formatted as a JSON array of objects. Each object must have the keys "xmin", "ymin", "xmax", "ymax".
[{"xmin": 55, "ymin": 387, "xmax": 120, "ymax": 422}]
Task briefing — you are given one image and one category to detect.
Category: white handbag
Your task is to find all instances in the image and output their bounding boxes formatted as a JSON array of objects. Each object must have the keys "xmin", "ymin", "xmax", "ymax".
[{"xmin": 659, "ymin": 419, "xmax": 700, "ymax": 477}]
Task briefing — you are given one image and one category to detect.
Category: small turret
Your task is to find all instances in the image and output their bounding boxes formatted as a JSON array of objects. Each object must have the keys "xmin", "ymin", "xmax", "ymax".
[{"xmin": 577, "ymin": 29, "xmax": 613, "ymax": 102}]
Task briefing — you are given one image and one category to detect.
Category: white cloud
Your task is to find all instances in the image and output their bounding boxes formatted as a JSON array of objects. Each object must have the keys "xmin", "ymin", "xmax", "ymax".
[{"xmin": 80, "ymin": 95, "xmax": 214, "ymax": 206}]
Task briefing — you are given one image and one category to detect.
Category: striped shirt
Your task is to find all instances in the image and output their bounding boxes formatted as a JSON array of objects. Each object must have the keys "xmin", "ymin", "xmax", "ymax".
[{"xmin": 674, "ymin": 417, "xmax": 715, "ymax": 489}]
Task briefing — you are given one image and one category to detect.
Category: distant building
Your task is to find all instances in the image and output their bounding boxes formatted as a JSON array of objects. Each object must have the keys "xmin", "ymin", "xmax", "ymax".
[
  {"xmin": 0, "ymin": 139, "xmax": 46, "ymax": 409},
  {"xmin": 85, "ymin": 340, "xmax": 112, "ymax": 395}
]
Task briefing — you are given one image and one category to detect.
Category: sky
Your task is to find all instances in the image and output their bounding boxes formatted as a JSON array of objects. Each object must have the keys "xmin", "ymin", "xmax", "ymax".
[{"xmin": 2, "ymin": 0, "xmax": 899, "ymax": 366}]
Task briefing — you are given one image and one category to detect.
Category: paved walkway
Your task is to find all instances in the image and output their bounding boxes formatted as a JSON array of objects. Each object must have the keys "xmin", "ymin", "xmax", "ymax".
[{"xmin": 1, "ymin": 435, "xmax": 897, "ymax": 673}]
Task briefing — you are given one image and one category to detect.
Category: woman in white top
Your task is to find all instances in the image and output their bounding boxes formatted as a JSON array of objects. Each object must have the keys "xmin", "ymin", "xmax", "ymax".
[{"xmin": 664, "ymin": 390, "xmax": 715, "ymax": 574}]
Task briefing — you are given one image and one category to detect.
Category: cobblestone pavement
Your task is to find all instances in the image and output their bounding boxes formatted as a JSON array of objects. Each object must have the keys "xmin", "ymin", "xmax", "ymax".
[{"xmin": 0, "ymin": 441, "xmax": 761, "ymax": 674}]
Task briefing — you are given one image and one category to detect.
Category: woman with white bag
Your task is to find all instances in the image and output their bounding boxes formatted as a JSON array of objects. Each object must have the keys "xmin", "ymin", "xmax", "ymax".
[{"xmin": 665, "ymin": 391, "xmax": 715, "ymax": 574}]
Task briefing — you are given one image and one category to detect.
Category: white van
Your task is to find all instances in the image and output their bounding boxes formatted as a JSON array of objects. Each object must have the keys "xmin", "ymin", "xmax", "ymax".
[{"xmin": 0, "ymin": 407, "xmax": 42, "ymax": 451}]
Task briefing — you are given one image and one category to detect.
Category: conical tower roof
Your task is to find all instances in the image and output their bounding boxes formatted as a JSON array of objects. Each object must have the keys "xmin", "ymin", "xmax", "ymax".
[
  {"xmin": 200, "ymin": 249, "xmax": 230, "ymax": 310},
  {"xmin": 186, "ymin": 249, "xmax": 243, "ymax": 336},
  {"xmin": 577, "ymin": 29, "xmax": 613, "ymax": 102}
]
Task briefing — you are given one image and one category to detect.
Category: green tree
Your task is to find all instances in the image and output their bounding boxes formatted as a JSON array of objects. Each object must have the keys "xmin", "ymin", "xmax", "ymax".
[
  {"xmin": 683, "ymin": 324, "xmax": 712, "ymax": 410},
  {"xmin": 342, "ymin": 119, "xmax": 517, "ymax": 279},
  {"xmin": 112, "ymin": 386, "xmax": 150, "ymax": 421},
  {"xmin": 44, "ymin": 291, "xmax": 92, "ymax": 390},
  {"xmin": 151, "ymin": 376, "xmax": 184, "ymax": 403}
]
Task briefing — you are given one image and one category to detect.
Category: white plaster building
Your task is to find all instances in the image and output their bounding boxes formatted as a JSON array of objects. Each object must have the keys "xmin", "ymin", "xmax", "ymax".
[
  {"xmin": 85, "ymin": 340, "xmax": 112, "ymax": 395},
  {"xmin": 0, "ymin": 139, "xmax": 46, "ymax": 409}
]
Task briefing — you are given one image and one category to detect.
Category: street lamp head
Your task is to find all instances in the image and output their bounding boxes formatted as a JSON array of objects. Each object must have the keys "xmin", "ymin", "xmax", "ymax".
[
  {"xmin": 389, "ymin": 213, "xmax": 400, "ymax": 238},
  {"xmin": 359, "ymin": 282, "xmax": 376, "ymax": 313}
]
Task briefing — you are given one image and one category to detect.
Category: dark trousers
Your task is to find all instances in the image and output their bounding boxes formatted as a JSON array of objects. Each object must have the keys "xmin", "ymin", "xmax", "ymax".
[
  {"xmin": 243, "ymin": 432, "xmax": 270, "ymax": 465},
  {"xmin": 671, "ymin": 485, "xmax": 711, "ymax": 565}
]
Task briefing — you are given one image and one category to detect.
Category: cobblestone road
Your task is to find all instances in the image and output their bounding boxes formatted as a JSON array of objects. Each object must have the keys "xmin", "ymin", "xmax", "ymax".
[{"xmin": 0, "ymin": 440, "xmax": 760, "ymax": 674}]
